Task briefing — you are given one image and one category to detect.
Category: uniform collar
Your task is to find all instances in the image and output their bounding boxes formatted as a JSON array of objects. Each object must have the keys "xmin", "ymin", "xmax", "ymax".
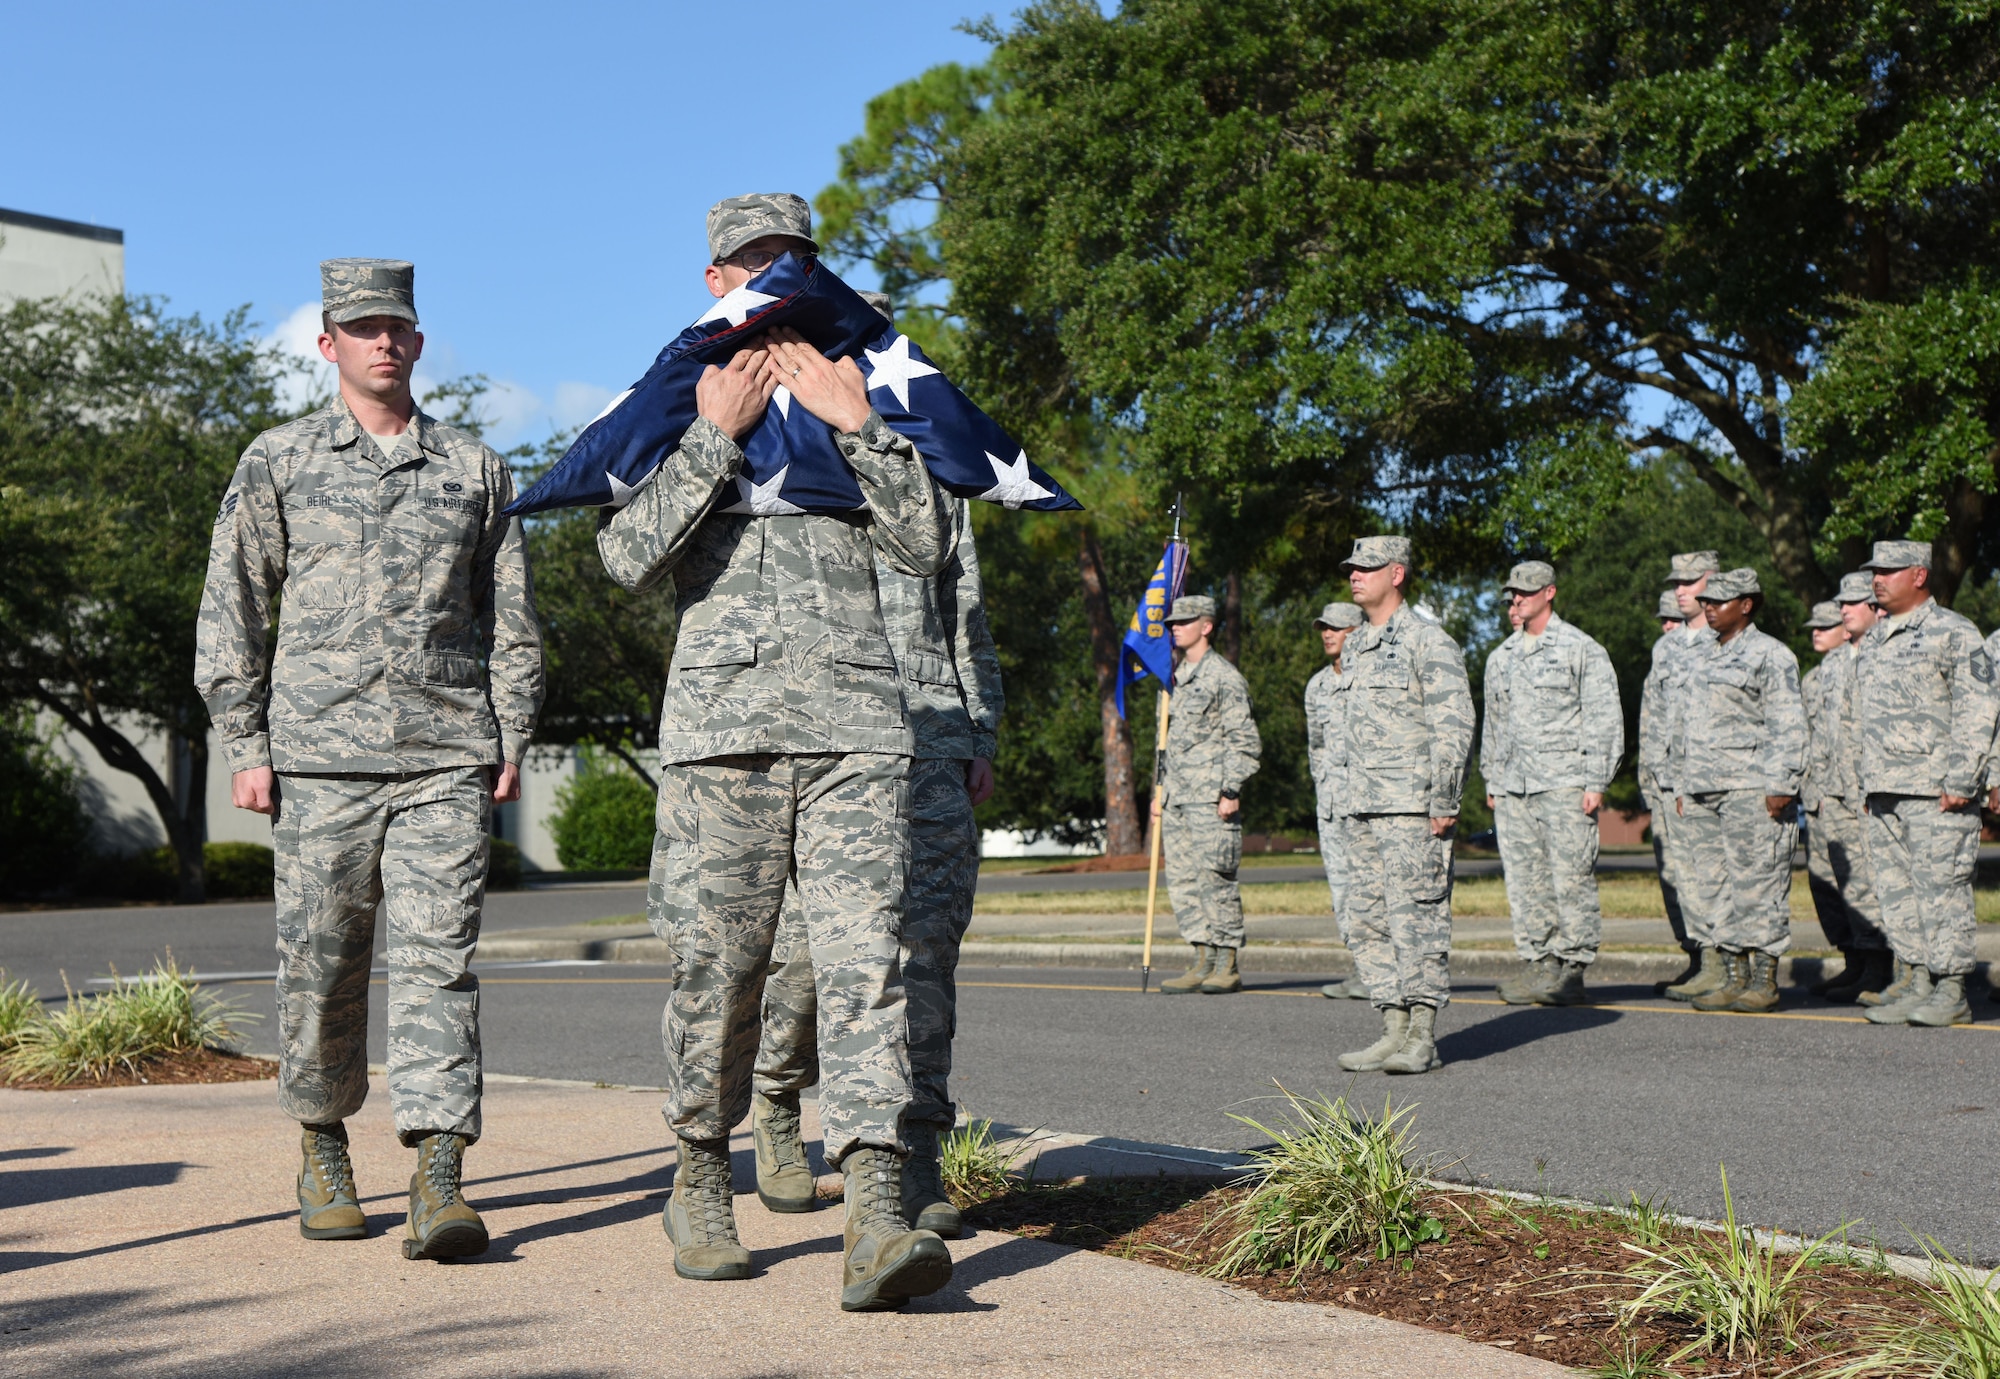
[{"xmin": 326, "ymin": 395, "xmax": 440, "ymax": 463}]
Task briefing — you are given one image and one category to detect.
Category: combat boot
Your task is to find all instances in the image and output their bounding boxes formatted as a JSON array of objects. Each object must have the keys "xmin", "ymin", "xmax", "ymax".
[
  {"xmin": 1907, "ymin": 974, "xmax": 1973, "ymax": 1027},
  {"xmin": 664, "ymin": 1135, "xmax": 752, "ymax": 1280},
  {"xmin": 1200, "ymin": 946, "xmax": 1243, "ymax": 994},
  {"xmin": 1724, "ymin": 951, "xmax": 1780, "ymax": 1013},
  {"xmin": 1160, "ymin": 945, "xmax": 1213, "ymax": 994},
  {"xmin": 1866, "ymin": 965, "xmax": 1936, "ymax": 1025},
  {"xmin": 1533, "ymin": 961, "xmax": 1590, "ymax": 1007},
  {"xmin": 1320, "ymin": 975, "xmax": 1369, "ymax": 999},
  {"xmin": 1337, "ymin": 1007, "xmax": 1411, "ymax": 1072},
  {"xmin": 1498, "ymin": 956, "xmax": 1556, "ymax": 1005},
  {"xmin": 1654, "ymin": 948, "xmax": 1702, "ymax": 996},
  {"xmin": 1691, "ymin": 951, "xmax": 1750, "ymax": 1011},
  {"xmin": 1382, "ymin": 1004, "xmax": 1442, "ymax": 1074},
  {"xmin": 901, "ymin": 1122, "xmax": 960, "ymax": 1239},
  {"xmin": 1665, "ymin": 946, "xmax": 1725, "ymax": 1003},
  {"xmin": 1809, "ymin": 950, "xmax": 1857, "ymax": 996},
  {"xmin": 751, "ymin": 1091, "xmax": 817, "ymax": 1214},
  {"xmin": 1824, "ymin": 949, "xmax": 1892, "ymax": 1005},
  {"xmin": 1859, "ymin": 956, "xmax": 1917, "ymax": 1010},
  {"xmin": 297, "ymin": 1122, "xmax": 366, "ymax": 1241},
  {"xmin": 403, "ymin": 1133, "xmax": 488, "ymax": 1261},
  {"xmin": 840, "ymin": 1147, "xmax": 953, "ymax": 1312}
]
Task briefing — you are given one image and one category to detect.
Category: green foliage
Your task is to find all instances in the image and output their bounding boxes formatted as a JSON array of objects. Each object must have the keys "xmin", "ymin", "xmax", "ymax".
[
  {"xmin": 1207, "ymin": 1087, "xmax": 1443, "ymax": 1281},
  {"xmin": 1591, "ymin": 1333, "xmax": 1673, "ymax": 1379},
  {"xmin": 0, "ymin": 972, "xmax": 41, "ymax": 1049},
  {"xmin": 202, "ymin": 842, "xmax": 274, "ymax": 898},
  {"xmin": 97, "ymin": 842, "xmax": 277, "ymax": 901},
  {"xmin": 941, "ymin": 1118, "xmax": 1017, "ymax": 1205},
  {"xmin": 0, "ymin": 712, "xmax": 89, "ymax": 897},
  {"xmin": 548, "ymin": 760, "xmax": 655, "ymax": 870},
  {"xmin": 1824, "ymin": 1237, "xmax": 2000, "ymax": 1379},
  {"xmin": 1, "ymin": 956, "xmax": 253, "ymax": 1086},
  {"xmin": 490, "ymin": 836, "xmax": 522, "ymax": 891}
]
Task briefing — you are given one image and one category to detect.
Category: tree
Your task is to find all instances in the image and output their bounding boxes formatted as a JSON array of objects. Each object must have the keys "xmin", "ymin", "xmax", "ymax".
[{"xmin": 0, "ymin": 295, "xmax": 290, "ymax": 902}]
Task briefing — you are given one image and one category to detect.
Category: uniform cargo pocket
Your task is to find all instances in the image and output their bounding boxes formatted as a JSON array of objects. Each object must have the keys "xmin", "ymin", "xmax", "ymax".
[
  {"xmin": 422, "ymin": 651, "xmax": 483, "ymax": 687},
  {"xmin": 903, "ymin": 651, "xmax": 958, "ymax": 686},
  {"xmin": 1214, "ymin": 820, "xmax": 1243, "ymax": 875}
]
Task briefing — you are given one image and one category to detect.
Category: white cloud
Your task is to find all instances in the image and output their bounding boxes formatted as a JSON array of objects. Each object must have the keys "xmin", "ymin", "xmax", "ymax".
[
  {"xmin": 268, "ymin": 301, "xmax": 334, "ymax": 413},
  {"xmin": 552, "ymin": 381, "xmax": 618, "ymax": 429}
]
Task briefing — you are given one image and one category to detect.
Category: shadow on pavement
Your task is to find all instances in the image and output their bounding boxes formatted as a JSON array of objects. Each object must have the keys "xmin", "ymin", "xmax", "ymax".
[
  {"xmin": 0, "ymin": 1146, "xmax": 69, "ymax": 1164},
  {"xmin": 1438, "ymin": 1005, "xmax": 1622, "ymax": 1063},
  {"xmin": 0, "ymin": 1161, "xmax": 185, "ymax": 1211}
]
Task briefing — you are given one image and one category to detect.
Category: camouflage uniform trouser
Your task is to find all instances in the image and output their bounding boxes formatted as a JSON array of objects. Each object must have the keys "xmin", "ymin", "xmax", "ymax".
[
  {"xmin": 1493, "ymin": 788, "xmax": 1602, "ymax": 966},
  {"xmin": 273, "ymin": 768, "xmax": 488, "ymax": 1145},
  {"xmin": 1865, "ymin": 794, "xmax": 1980, "ymax": 976},
  {"xmin": 650, "ymin": 752, "xmax": 912, "ymax": 1166},
  {"xmin": 1676, "ymin": 790, "xmax": 1795, "ymax": 956},
  {"xmin": 1805, "ymin": 795, "xmax": 1886, "ymax": 952},
  {"xmin": 1644, "ymin": 787, "xmax": 1701, "ymax": 951},
  {"xmin": 1340, "ymin": 813, "xmax": 1454, "ymax": 1009},
  {"xmin": 1164, "ymin": 802, "xmax": 1245, "ymax": 949},
  {"xmin": 755, "ymin": 756, "xmax": 977, "ymax": 1131}
]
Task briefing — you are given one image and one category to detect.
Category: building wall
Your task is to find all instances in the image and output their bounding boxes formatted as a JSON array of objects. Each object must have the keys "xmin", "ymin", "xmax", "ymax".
[{"xmin": 0, "ymin": 209, "xmax": 124, "ymax": 302}]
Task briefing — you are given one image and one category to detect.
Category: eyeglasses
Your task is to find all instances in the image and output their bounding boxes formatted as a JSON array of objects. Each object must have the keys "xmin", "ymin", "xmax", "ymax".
[{"xmin": 720, "ymin": 247, "xmax": 813, "ymax": 273}]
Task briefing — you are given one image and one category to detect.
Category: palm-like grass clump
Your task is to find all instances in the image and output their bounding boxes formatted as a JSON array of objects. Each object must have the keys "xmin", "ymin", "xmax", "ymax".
[
  {"xmin": 1, "ymin": 956, "xmax": 251, "ymax": 1086},
  {"xmin": 941, "ymin": 1117, "xmax": 1016, "ymax": 1205}
]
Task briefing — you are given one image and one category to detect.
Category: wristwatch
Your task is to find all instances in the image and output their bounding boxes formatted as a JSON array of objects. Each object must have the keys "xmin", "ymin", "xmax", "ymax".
[{"xmin": 1218, "ymin": 789, "xmax": 1239, "ymax": 802}]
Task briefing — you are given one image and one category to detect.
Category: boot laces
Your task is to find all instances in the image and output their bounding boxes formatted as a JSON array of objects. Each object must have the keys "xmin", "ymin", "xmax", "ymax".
[
  {"xmin": 849, "ymin": 1150, "xmax": 906, "ymax": 1238},
  {"xmin": 679, "ymin": 1145, "xmax": 738, "ymax": 1242},
  {"xmin": 422, "ymin": 1136, "xmax": 464, "ymax": 1207},
  {"xmin": 309, "ymin": 1132, "xmax": 356, "ymax": 1197},
  {"xmin": 762, "ymin": 1100, "xmax": 807, "ymax": 1171}
]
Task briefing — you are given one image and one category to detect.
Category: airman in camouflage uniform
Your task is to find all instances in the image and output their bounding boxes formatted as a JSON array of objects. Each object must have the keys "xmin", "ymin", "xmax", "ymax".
[
  {"xmin": 1638, "ymin": 587, "xmax": 1691, "ymax": 989},
  {"xmin": 1671, "ymin": 568, "xmax": 1807, "ymax": 1013},
  {"xmin": 1482, "ymin": 561, "xmax": 1624, "ymax": 1006},
  {"xmin": 1330, "ymin": 537, "xmax": 1475, "ymax": 1075},
  {"xmin": 1651, "ymin": 551, "xmax": 1723, "ymax": 997},
  {"xmin": 598, "ymin": 194, "xmax": 954, "ymax": 1310},
  {"xmin": 1800, "ymin": 579, "xmax": 1891, "ymax": 1002},
  {"xmin": 1306, "ymin": 602, "xmax": 1378, "ymax": 999},
  {"xmin": 195, "ymin": 259, "xmax": 544, "ymax": 1260},
  {"xmin": 1853, "ymin": 541, "xmax": 1998, "ymax": 1028},
  {"xmin": 1154, "ymin": 594, "xmax": 1263, "ymax": 995}
]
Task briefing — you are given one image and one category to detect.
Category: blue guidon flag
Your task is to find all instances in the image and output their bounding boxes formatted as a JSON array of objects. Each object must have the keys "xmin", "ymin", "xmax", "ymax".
[
  {"xmin": 505, "ymin": 253, "xmax": 1081, "ymax": 519},
  {"xmin": 1115, "ymin": 536, "xmax": 1191, "ymax": 718}
]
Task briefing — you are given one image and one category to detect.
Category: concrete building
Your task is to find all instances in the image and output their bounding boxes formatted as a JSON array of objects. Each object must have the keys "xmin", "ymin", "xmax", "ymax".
[{"xmin": 0, "ymin": 206, "xmax": 124, "ymax": 302}]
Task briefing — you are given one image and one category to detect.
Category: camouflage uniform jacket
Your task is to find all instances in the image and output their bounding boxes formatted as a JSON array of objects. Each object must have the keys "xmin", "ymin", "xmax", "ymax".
[
  {"xmin": 1672, "ymin": 624, "xmax": 1807, "ymax": 797},
  {"xmin": 195, "ymin": 398, "xmax": 544, "ymax": 774},
  {"xmin": 876, "ymin": 500, "xmax": 1004, "ymax": 761},
  {"xmin": 1303, "ymin": 663, "xmax": 1347, "ymax": 819},
  {"xmin": 1164, "ymin": 650, "xmax": 1261, "ymax": 806},
  {"xmin": 1335, "ymin": 603, "xmax": 1475, "ymax": 817},
  {"xmin": 1480, "ymin": 612, "xmax": 1623, "ymax": 795},
  {"xmin": 1637, "ymin": 632, "xmax": 1680, "ymax": 798},
  {"xmin": 597, "ymin": 412, "xmax": 950, "ymax": 764},
  {"xmin": 1800, "ymin": 644, "xmax": 1861, "ymax": 808},
  {"xmin": 1855, "ymin": 598, "xmax": 1997, "ymax": 799}
]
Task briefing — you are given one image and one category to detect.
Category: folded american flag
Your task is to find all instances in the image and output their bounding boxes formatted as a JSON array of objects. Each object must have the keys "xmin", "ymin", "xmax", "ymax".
[{"xmin": 504, "ymin": 253, "xmax": 1080, "ymax": 518}]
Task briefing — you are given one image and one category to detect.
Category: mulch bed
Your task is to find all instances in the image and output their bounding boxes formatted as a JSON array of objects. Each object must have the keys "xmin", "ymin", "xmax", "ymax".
[
  {"xmin": 967, "ymin": 1180, "xmax": 1934, "ymax": 1375},
  {"xmin": 5, "ymin": 1048, "xmax": 275, "ymax": 1091}
]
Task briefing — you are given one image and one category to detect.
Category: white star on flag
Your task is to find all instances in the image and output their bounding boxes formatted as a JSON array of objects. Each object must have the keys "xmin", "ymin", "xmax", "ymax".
[
  {"xmin": 719, "ymin": 466, "xmax": 806, "ymax": 516},
  {"xmin": 863, "ymin": 334, "xmax": 941, "ymax": 411},
  {"xmin": 975, "ymin": 450, "xmax": 1054, "ymax": 509},
  {"xmin": 605, "ymin": 466, "xmax": 650, "ymax": 509},
  {"xmin": 696, "ymin": 286, "xmax": 781, "ymax": 328}
]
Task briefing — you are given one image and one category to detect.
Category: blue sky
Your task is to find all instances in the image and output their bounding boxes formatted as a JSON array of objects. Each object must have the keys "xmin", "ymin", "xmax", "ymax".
[{"xmin": 7, "ymin": 2, "xmax": 990, "ymax": 445}]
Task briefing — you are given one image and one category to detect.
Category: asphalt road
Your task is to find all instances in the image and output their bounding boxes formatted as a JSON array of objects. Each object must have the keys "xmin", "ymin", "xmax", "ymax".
[{"xmin": 7, "ymin": 899, "xmax": 1997, "ymax": 1262}]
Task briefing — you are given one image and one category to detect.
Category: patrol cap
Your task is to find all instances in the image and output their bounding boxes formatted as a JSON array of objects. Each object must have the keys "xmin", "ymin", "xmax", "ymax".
[
  {"xmin": 1836, "ymin": 571, "xmax": 1875, "ymax": 604},
  {"xmin": 1696, "ymin": 567, "xmax": 1761, "ymax": 602},
  {"xmin": 1656, "ymin": 590, "xmax": 1684, "ymax": 620},
  {"xmin": 320, "ymin": 258, "xmax": 416, "ymax": 325},
  {"xmin": 1314, "ymin": 601, "xmax": 1364, "ymax": 630},
  {"xmin": 858, "ymin": 290, "xmax": 894, "ymax": 320},
  {"xmin": 1165, "ymin": 594, "xmax": 1217, "ymax": 624},
  {"xmin": 1341, "ymin": 535, "xmax": 1413, "ymax": 570},
  {"xmin": 1805, "ymin": 600, "xmax": 1844, "ymax": 630},
  {"xmin": 1860, "ymin": 539, "xmax": 1932, "ymax": 572},
  {"xmin": 707, "ymin": 193, "xmax": 818, "ymax": 263},
  {"xmin": 1501, "ymin": 560, "xmax": 1555, "ymax": 594},
  {"xmin": 1666, "ymin": 550, "xmax": 1722, "ymax": 584}
]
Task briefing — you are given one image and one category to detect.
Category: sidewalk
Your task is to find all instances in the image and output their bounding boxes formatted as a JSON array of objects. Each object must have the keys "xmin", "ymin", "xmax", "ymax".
[{"xmin": 0, "ymin": 1075, "xmax": 1567, "ymax": 1378}]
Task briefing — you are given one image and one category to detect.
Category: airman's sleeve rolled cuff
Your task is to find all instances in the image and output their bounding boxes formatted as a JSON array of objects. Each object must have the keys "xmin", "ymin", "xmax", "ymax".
[
  {"xmin": 223, "ymin": 735, "xmax": 272, "ymax": 773},
  {"xmin": 500, "ymin": 731, "xmax": 531, "ymax": 767},
  {"xmin": 840, "ymin": 411, "xmax": 897, "ymax": 452},
  {"xmin": 971, "ymin": 731, "xmax": 998, "ymax": 763}
]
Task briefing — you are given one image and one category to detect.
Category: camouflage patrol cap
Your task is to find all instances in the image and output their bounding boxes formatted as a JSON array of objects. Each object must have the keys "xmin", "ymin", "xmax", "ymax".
[
  {"xmin": 1666, "ymin": 550, "xmax": 1722, "ymax": 584},
  {"xmin": 320, "ymin": 258, "xmax": 416, "ymax": 325},
  {"xmin": 1805, "ymin": 600, "xmax": 1844, "ymax": 630},
  {"xmin": 1860, "ymin": 539, "xmax": 1932, "ymax": 572},
  {"xmin": 1656, "ymin": 590, "xmax": 1684, "ymax": 620},
  {"xmin": 1314, "ymin": 601, "xmax": 1364, "ymax": 630},
  {"xmin": 1836, "ymin": 571, "xmax": 1875, "ymax": 604},
  {"xmin": 1341, "ymin": 535, "xmax": 1413, "ymax": 570},
  {"xmin": 1696, "ymin": 567, "xmax": 1761, "ymax": 602},
  {"xmin": 858, "ymin": 290, "xmax": 894, "ymax": 320},
  {"xmin": 1501, "ymin": 560, "xmax": 1555, "ymax": 594},
  {"xmin": 1165, "ymin": 594, "xmax": 1217, "ymax": 623},
  {"xmin": 706, "ymin": 193, "xmax": 818, "ymax": 263}
]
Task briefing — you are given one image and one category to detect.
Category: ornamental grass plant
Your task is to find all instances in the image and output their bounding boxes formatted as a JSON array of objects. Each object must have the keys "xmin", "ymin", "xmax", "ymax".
[
  {"xmin": 941, "ymin": 1117, "xmax": 1018, "ymax": 1206},
  {"xmin": 1, "ymin": 955, "xmax": 252, "ymax": 1086},
  {"xmin": 1824, "ymin": 1238, "xmax": 2000, "ymax": 1378},
  {"xmin": 0, "ymin": 971, "xmax": 41, "ymax": 1048}
]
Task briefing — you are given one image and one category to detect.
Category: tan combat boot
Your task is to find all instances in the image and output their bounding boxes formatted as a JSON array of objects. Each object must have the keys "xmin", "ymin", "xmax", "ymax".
[
  {"xmin": 751, "ymin": 1091, "xmax": 817, "ymax": 1214},
  {"xmin": 840, "ymin": 1147, "xmax": 953, "ymax": 1312},
  {"xmin": 901, "ymin": 1122, "xmax": 961, "ymax": 1238},
  {"xmin": 1498, "ymin": 956, "xmax": 1555, "ymax": 1005},
  {"xmin": 1825, "ymin": 949, "xmax": 1893, "ymax": 1004},
  {"xmin": 1533, "ymin": 961, "xmax": 1590, "ymax": 1007},
  {"xmin": 1320, "ymin": 975, "xmax": 1369, "ymax": 999},
  {"xmin": 1906, "ymin": 974, "xmax": 1973, "ymax": 1027},
  {"xmin": 1159, "ymin": 945, "xmax": 1213, "ymax": 994},
  {"xmin": 1382, "ymin": 1004, "xmax": 1442, "ymax": 1074},
  {"xmin": 1654, "ymin": 948, "xmax": 1702, "ymax": 995},
  {"xmin": 664, "ymin": 1135, "xmax": 752, "ymax": 1280},
  {"xmin": 403, "ymin": 1133, "xmax": 488, "ymax": 1261},
  {"xmin": 1867, "ymin": 965, "xmax": 1938, "ymax": 1025},
  {"xmin": 297, "ymin": 1122, "xmax": 366, "ymax": 1241},
  {"xmin": 1666, "ymin": 947, "xmax": 1724, "ymax": 1002},
  {"xmin": 1692, "ymin": 951, "xmax": 1750, "ymax": 1011},
  {"xmin": 1200, "ymin": 946, "xmax": 1243, "ymax": 994},
  {"xmin": 1337, "ymin": 1007, "xmax": 1410, "ymax": 1072},
  {"xmin": 1858, "ymin": 956, "xmax": 1914, "ymax": 1008},
  {"xmin": 1724, "ymin": 951, "xmax": 1780, "ymax": 1013}
]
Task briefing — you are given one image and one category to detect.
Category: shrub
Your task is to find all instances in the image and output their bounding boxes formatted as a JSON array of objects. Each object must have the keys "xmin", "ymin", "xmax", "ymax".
[
  {"xmin": 0, "ymin": 714, "xmax": 91, "ymax": 897},
  {"xmin": 490, "ymin": 836, "xmax": 522, "ymax": 890},
  {"xmin": 203, "ymin": 842, "xmax": 274, "ymax": 898},
  {"xmin": 2, "ymin": 955, "xmax": 253, "ymax": 1086},
  {"xmin": 548, "ymin": 769, "xmax": 654, "ymax": 870}
]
